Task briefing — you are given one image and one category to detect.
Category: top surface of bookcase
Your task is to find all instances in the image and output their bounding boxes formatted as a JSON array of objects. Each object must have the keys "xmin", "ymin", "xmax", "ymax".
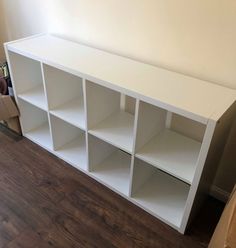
[{"xmin": 6, "ymin": 34, "xmax": 236, "ymax": 123}]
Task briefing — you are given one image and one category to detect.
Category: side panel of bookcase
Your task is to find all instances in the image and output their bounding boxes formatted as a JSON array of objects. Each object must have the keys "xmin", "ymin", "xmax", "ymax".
[{"xmin": 180, "ymin": 101, "xmax": 236, "ymax": 233}]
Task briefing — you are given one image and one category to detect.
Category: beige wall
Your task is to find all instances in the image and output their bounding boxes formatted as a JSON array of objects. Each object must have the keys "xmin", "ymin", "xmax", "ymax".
[
  {"xmin": 0, "ymin": 0, "xmax": 7, "ymax": 62},
  {"xmin": 48, "ymin": 0, "xmax": 236, "ymax": 89},
  {"xmin": 0, "ymin": 0, "xmax": 235, "ymax": 195},
  {"xmin": 0, "ymin": 0, "xmax": 49, "ymax": 62}
]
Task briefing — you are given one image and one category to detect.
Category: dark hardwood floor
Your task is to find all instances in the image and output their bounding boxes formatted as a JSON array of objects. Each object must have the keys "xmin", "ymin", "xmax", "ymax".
[{"xmin": 0, "ymin": 125, "xmax": 224, "ymax": 248}]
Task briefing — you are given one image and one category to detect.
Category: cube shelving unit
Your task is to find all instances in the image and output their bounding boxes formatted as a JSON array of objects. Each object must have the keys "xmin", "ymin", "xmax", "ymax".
[{"xmin": 5, "ymin": 34, "xmax": 236, "ymax": 234}]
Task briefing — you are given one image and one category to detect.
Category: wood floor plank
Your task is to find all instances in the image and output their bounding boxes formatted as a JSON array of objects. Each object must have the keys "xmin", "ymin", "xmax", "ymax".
[
  {"xmin": 0, "ymin": 128, "xmax": 224, "ymax": 248},
  {"xmin": 5, "ymin": 229, "xmax": 53, "ymax": 248}
]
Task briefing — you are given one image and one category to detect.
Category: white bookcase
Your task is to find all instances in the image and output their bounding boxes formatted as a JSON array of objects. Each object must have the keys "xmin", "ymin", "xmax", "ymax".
[{"xmin": 5, "ymin": 34, "xmax": 236, "ymax": 234}]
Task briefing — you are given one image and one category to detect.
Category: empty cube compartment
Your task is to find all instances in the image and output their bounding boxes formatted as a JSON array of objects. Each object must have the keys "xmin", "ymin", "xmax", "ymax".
[
  {"xmin": 9, "ymin": 52, "xmax": 47, "ymax": 110},
  {"xmin": 131, "ymin": 158, "xmax": 190, "ymax": 228},
  {"xmin": 50, "ymin": 114, "xmax": 87, "ymax": 171},
  {"xmin": 44, "ymin": 65, "xmax": 86, "ymax": 130},
  {"xmin": 18, "ymin": 99, "xmax": 52, "ymax": 149},
  {"xmin": 88, "ymin": 134, "xmax": 132, "ymax": 196},
  {"xmin": 86, "ymin": 81, "xmax": 136, "ymax": 153},
  {"xmin": 135, "ymin": 101, "xmax": 206, "ymax": 184}
]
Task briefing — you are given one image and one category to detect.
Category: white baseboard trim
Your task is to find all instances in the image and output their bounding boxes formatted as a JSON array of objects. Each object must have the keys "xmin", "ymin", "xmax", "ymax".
[{"xmin": 210, "ymin": 185, "xmax": 230, "ymax": 203}]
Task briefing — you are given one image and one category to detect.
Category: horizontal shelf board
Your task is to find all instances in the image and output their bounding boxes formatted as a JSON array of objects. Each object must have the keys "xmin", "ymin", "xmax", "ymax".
[
  {"xmin": 7, "ymin": 34, "xmax": 236, "ymax": 122},
  {"xmin": 91, "ymin": 150, "xmax": 131, "ymax": 196},
  {"xmin": 18, "ymin": 85, "xmax": 47, "ymax": 110},
  {"xmin": 50, "ymin": 98, "xmax": 86, "ymax": 130},
  {"xmin": 89, "ymin": 111, "xmax": 134, "ymax": 153},
  {"xmin": 133, "ymin": 170, "xmax": 189, "ymax": 228},
  {"xmin": 136, "ymin": 129, "xmax": 201, "ymax": 184},
  {"xmin": 25, "ymin": 122, "xmax": 51, "ymax": 150},
  {"xmin": 54, "ymin": 134, "xmax": 87, "ymax": 171}
]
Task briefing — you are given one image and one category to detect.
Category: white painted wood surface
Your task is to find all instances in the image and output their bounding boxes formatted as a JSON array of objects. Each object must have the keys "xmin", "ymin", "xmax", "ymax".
[
  {"xmin": 5, "ymin": 34, "xmax": 236, "ymax": 234},
  {"xmin": 6, "ymin": 34, "xmax": 236, "ymax": 123},
  {"xmin": 50, "ymin": 98, "xmax": 85, "ymax": 130},
  {"xmin": 132, "ymin": 163, "xmax": 189, "ymax": 228},
  {"xmin": 85, "ymin": 80, "xmax": 120, "ymax": 129},
  {"xmin": 55, "ymin": 137, "xmax": 87, "ymax": 171},
  {"xmin": 18, "ymin": 98, "xmax": 48, "ymax": 133},
  {"xmin": 50, "ymin": 114, "xmax": 83, "ymax": 149},
  {"xmin": 135, "ymin": 101, "xmax": 167, "ymax": 151},
  {"xmin": 89, "ymin": 111, "xmax": 135, "ymax": 153},
  {"xmin": 7, "ymin": 51, "xmax": 44, "ymax": 95},
  {"xmin": 136, "ymin": 130, "xmax": 201, "ymax": 184},
  {"xmin": 25, "ymin": 123, "xmax": 52, "ymax": 150},
  {"xmin": 91, "ymin": 150, "xmax": 131, "ymax": 196},
  {"xmin": 88, "ymin": 134, "xmax": 117, "ymax": 171},
  {"xmin": 18, "ymin": 85, "xmax": 47, "ymax": 110},
  {"xmin": 50, "ymin": 114, "xmax": 87, "ymax": 170},
  {"xmin": 43, "ymin": 64, "xmax": 83, "ymax": 109}
]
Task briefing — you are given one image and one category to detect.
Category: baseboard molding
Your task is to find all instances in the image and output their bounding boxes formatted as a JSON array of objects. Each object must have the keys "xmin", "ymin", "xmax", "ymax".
[{"xmin": 210, "ymin": 185, "xmax": 230, "ymax": 203}]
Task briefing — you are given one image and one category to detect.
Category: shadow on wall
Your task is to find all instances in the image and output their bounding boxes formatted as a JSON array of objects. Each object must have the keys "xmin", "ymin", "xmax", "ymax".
[{"xmin": 214, "ymin": 117, "xmax": 236, "ymax": 194}]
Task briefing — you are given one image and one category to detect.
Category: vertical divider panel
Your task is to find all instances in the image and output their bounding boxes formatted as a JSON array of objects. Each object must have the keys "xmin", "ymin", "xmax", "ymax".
[
  {"xmin": 83, "ymin": 78, "xmax": 89, "ymax": 171},
  {"xmin": 131, "ymin": 99, "xmax": 140, "ymax": 155},
  {"xmin": 129, "ymin": 99, "xmax": 140, "ymax": 197},
  {"xmin": 40, "ymin": 63, "xmax": 49, "ymax": 110},
  {"xmin": 41, "ymin": 63, "xmax": 54, "ymax": 150},
  {"xmin": 83, "ymin": 79, "xmax": 89, "ymax": 132}
]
